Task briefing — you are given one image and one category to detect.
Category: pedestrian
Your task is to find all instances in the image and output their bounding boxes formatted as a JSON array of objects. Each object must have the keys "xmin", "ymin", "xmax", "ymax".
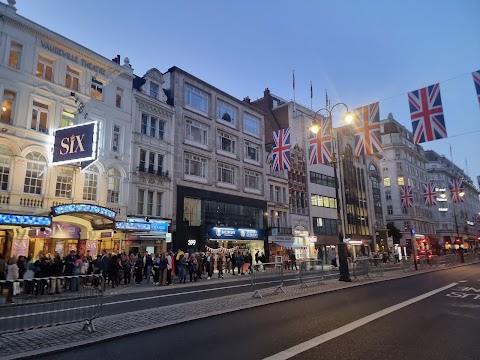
[
  {"xmin": 49, "ymin": 254, "xmax": 63, "ymax": 294},
  {"xmin": 189, "ymin": 252, "xmax": 198, "ymax": 282},
  {"xmin": 217, "ymin": 254, "xmax": 224, "ymax": 279},
  {"xmin": 166, "ymin": 251, "xmax": 173, "ymax": 285},
  {"xmin": 206, "ymin": 252, "xmax": 214, "ymax": 279},
  {"xmin": 159, "ymin": 252, "xmax": 168, "ymax": 286},
  {"xmin": 134, "ymin": 254, "xmax": 143, "ymax": 285},
  {"xmin": 153, "ymin": 252, "xmax": 161, "ymax": 285},
  {"xmin": 145, "ymin": 252, "xmax": 153, "ymax": 284},
  {"xmin": 231, "ymin": 252, "xmax": 236, "ymax": 275},
  {"xmin": 178, "ymin": 253, "xmax": 188, "ymax": 283},
  {"xmin": 236, "ymin": 252, "xmax": 244, "ymax": 275},
  {"xmin": 290, "ymin": 252, "xmax": 298, "ymax": 271},
  {"xmin": 6, "ymin": 256, "xmax": 19, "ymax": 303},
  {"xmin": 225, "ymin": 252, "xmax": 231, "ymax": 273}
]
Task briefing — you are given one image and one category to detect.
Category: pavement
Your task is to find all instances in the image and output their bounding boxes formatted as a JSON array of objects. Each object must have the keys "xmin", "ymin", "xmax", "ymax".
[{"xmin": 0, "ymin": 261, "xmax": 475, "ymax": 360}]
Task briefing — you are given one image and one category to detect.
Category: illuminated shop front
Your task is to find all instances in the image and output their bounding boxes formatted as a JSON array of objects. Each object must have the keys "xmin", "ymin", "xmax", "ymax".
[
  {"xmin": 122, "ymin": 217, "xmax": 170, "ymax": 255},
  {"xmin": 206, "ymin": 227, "xmax": 265, "ymax": 257}
]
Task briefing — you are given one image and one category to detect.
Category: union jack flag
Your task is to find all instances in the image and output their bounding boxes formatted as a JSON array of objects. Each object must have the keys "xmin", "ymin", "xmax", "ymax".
[
  {"xmin": 309, "ymin": 116, "xmax": 332, "ymax": 165},
  {"xmin": 272, "ymin": 128, "xmax": 291, "ymax": 171},
  {"xmin": 449, "ymin": 178, "xmax": 465, "ymax": 203},
  {"xmin": 473, "ymin": 70, "xmax": 480, "ymax": 107},
  {"xmin": 423, "ymin": 182, "xmax": 437, "ymax": 206},
  {"xmin": 400, "ymin": 186, "xmax": 414, "ymax": 208},
  {"xmin": 408, "ymin": 83, "xmax": 447, "ymax": 144},
  {"xmin": 353, "ymin": 102, "xmax": 382, "ymax": 156},
  {"xmin": 472, "ymin": 213, "xmax": 479, "ymax": 226}
]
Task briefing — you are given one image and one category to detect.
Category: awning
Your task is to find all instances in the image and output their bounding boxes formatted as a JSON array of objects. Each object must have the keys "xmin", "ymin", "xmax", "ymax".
[{"xmin": 272, "ymin": 241, "xmax": 307, "ymax": 249}]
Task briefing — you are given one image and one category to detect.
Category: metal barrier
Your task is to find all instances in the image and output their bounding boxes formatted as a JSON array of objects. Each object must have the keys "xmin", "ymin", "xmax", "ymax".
[
  {"xmin": 0, "ymin": 274, "xmax": 104, "ymax": 335},
  {"xmin": 251, "ymin": 262, "xmax": 284, "ymax": 298},
  {"xmin": 368, "ymin": 257, "xmax": 385, "ymax": 277},
  {"xmin": 299, "ymin": 260, "xmax": 325, "ymax": 287},
  {"xmin": 352, "ymin": 257, "xmax": 371, "ymax": 280},
  {"xmin": 445, "ymin": 253, "xmax": 460, "ymax": 266}
]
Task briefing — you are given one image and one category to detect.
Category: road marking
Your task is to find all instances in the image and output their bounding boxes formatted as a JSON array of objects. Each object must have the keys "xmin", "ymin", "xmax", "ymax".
[{"xmin": 262, "ymin": 282, "xmax": 458, "ymax": 360}]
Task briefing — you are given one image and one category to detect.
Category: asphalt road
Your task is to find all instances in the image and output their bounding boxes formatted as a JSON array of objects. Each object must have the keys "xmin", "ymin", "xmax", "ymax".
[{"xmin": 37, "ymin": 263, "xmax": 480, "ymax": 360}]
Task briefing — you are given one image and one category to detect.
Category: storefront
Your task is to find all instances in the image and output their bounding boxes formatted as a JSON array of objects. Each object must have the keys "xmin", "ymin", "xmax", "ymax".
[
  {"xmin": 122, "ymin": 217, "xmax": 170, "ymax": 255},
  {"xmin": 206, "ymin": 227, "xmax": 265, "ymax": 257},
  {"xmin": 268, "ymin": 235, "xmax": 308, "ymax": 262}
]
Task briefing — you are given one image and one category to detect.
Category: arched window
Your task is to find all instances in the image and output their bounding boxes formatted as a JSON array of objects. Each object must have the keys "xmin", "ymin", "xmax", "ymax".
[
  {"xmin": 0, "ymin": 144, "xmax": 13, "ymax": 191},
  {"xmin": 24, "ymin": 151, "xmax": 47, "ymax": 195},
  {"xmin": 107, "ymin": 168, "xmax": 121, "ymax": 204},
  {"xmin": 83, "ymin": 164, "xmax": 99, "ymax": 201}
]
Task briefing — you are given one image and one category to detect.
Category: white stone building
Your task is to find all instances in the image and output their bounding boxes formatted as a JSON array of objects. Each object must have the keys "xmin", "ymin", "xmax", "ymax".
[{"xmin": 0, "ymin": 2, "xmax": 134, "ymax": 259}]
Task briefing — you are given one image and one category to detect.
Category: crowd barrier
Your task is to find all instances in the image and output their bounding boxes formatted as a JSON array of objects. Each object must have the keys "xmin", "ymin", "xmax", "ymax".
[
  {"xmin": 299, "ymin": 260, "xmax": 325, "ymax": 287},
  {"xmin": 0, "ymin": 274, "xmax": 104, "ymax": 335},
  {"xmin": 352, "ymin": 257, "xmax": 371, "ymax": 280},
  {"xmin": 251, "ymin": 262, "xmax": 284, "ymax": 298}
]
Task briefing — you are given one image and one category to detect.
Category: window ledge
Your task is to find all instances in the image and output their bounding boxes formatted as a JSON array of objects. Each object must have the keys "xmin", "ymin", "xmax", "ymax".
[
  {"xmin": 184, "ymin": 105, "xmax": 209, "ymax": 119},
  {"xmin": 216, "ymin": 182, "xmax": 237, "ymax": 190},
  {"xmin": 245, "ymin": 188, "xmax": 262, "ymax": 195},
  {"xmin": 217, "ymin": 118, "xmax": 237, "ymax": 129},
  {"xmin": 244, "ymin": 158, "xmax": 261, "ymax": 167},
  {"xmin": 184, "ymin": 174, "xmax": 208, "ymax": 184},
  {"xmin": 184, "ymin": 139, "xmax": 210, "ymax": 151},
  {"xmin": 217, "ymin": 149, "xmax": 237, "ymax": 160}
]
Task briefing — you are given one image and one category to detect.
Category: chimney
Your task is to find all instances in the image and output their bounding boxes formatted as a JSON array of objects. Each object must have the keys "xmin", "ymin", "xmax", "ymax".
[
  {"xmin": 112, "ymin": 55, "xmax": 120, "ymax": 64},
  {"xmin": 243, "ymin": 96, "xmax": 251, "ymax": 104}
]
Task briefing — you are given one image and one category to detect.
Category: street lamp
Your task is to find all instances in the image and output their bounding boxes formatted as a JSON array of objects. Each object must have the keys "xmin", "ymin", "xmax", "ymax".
[
  {"xmin": 311, "ymin": 103, "xmax": 353, "ymax": 282},
  {"xmin": 452, "ymin": 191, "xmax": 465, "ymax": 263}
]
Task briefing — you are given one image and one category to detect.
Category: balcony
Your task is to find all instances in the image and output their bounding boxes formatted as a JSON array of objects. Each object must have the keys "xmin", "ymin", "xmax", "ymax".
[{"xmin": 137, "ymin": 165, "xmax": 170, "ymax": 179}]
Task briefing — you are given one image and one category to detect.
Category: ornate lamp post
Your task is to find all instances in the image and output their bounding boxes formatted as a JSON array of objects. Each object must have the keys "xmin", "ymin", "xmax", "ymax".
[{"xmin": 311, "ymin": 103, "xmax": 353, "ymax": 282}]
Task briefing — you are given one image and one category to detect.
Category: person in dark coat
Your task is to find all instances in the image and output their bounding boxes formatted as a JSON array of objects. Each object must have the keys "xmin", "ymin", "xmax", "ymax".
[
  {"xmin": 290, "ymin": 252, "xmax": 298, "ymax": 271},
  {"xmin": 134, "ymin": 255, "xmax": 144, "ymax": 285},
  {"xmin": 50, "ymin": 254, "xmax": 63, "ymax": 294}
]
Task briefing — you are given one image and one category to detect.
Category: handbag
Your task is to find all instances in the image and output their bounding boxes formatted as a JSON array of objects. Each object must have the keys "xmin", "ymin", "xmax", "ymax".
[{"xmin": 13, "ymin": 282, "xmax": 21, "ymax": 296}]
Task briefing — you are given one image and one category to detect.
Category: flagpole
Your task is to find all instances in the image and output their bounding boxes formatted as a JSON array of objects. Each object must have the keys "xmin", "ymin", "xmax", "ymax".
[
  {"xmin": 293, "ymin": 70, "xmax": 296, "ymax": 115},
  {"xmin": 310, "ymin": 81, "xmax": 313, "ymax": 112}
]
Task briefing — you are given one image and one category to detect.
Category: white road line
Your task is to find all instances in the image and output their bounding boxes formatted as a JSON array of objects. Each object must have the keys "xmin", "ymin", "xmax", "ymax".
[{"xmin": 262, "ymin": 282, "xmax": 458, "ymax": 360}]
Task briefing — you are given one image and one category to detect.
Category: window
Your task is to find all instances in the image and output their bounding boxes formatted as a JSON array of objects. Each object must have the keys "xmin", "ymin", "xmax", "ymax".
[
  {"xmin": 83, "ymin": 164, "xmax": 99, "ymax": 201},
  {"xmin": 55, "ymin": 169, "xmax": 73, "ymax": 198},
  {"xmin": 90, "ymin": 77, "xmax": 103, "ymax": 101},
  {"xmin": 243, "ymin": 113, "xmax": 260, "ymax": 135},
  {"xmin": 1, "ymin": 90, "xmax": 15, "ymax": 124},
  {"xmin": 141, "ymin": 113, "xmax": 148, "ymax": 134},
  {"xmin": 150, "ymin": 116, "xmax": 157, "ymax": 137},
  {"xmin": 396, "ymin": 162, "xmax": 403, "ymax": 171},
  {"xmin": 310, "ymin": 172, "xmax": 335, "ymax": 187},
  {"xmin": 313, "ymin": 217, "xmax": 338, "ymax": 236},
  {"xmin": 137, "ymin": 189, "xmax": 145, "ymax": 214},
  {"xmin": 61, "ymin": 110, "xmax": 76, "ymax": 127},
  {"xmin": 217, "ymin": 163, "xmax": 235, "ymax": 184},
  {"xmin": 397, "ymin": 176, "xmax": 404, "ymax": 186},
  {"xmin": 31, "ymin": 101, "xmax": 49, "ymax": 134},
  {"xmin": 186, "ymin": 119, "xmax": 208, "ymax": 145},
  {"xmin": 383, "ymin": 167, "xmax": 388, "ymax": 174},
  {"xmin": 395, "ymin": 149, "xmax": 401, "ymax": 158},
  {"xmin": 139, "ymin": 149, "xmax": 146, "ymax": 171},
  {"xmin": 8, "ymin": 41, "xmax": 22, "ymax": 69},
  {"xmin": 107, "ymin": 168, "xmax": 121, "ymax": 204},
  {"xmin": 245, "ymin": 141, "xmax": 259, "ymax": 162},
  {"xmin": 156, "ymin": 193, "xmax": 163, "ymax": 216},
  {"xmin": 385, "ymin": 191, "xmax": 391, "ymax": 201},
  {"xmin": 185, "ymin": 84, "xmax": 208, "ymax": 113},
  {"xmin": 147, "ymin": 191, "xmax": 154, "ymax": 216},
  {"xmin": 275, "ymin": 186, "xmax": 280, "ymax": 201},
  {"xmin": 184, "ymin": 153, "xmax": 207, "ymax": 178},
  {"xmin": 245, "ymin": 170, "xmax": 260, "ymax": 190},
  {"xmin": 65, "ymin": 66, "xmax": 79, "ymax": 91},
  {"xmin": 310, "ymin": 194, "xmax": 337, "ymax": 208},
  {"xmin": 24, "ymin": 152, "xmax": 46, "ymax": 195},
  {"xmin": 0, "ymin": 145, "xmax": 13, "ymax": 191},
  {"xmin": 36, "ymin": 55, "xmax": 53, "ymax": 81},
  {"xmin": 383, "ymin": 177, "xmax": 391, "ymax": 187},
  {"xmin": 150, "ymin": 83, "xmax": 159, "ymax": 99},
  {"xmin": 157, "ymin": 155, "xmax": 164, "ymax": 174},
  {"xmin": 217, "ymin": 99, "xmax": 236, "ymax": 124},
  {"xmin": 112, "ymin": 125, "xmax": 120, "ymax": 152},
  {"xmin": 116, "ymin": 87, "xmax": 123, "ymax": 108},
  {"xmin": 148, "ymin": 152, "xmax": 155, "ymax": 173},
  {"xmin": 217, "ymin": 131, "xmax": 236, "ymax": 153},
  {"xmin": 158, "ymin": 120, "xmax": 164, "ymax": 140},
  {"xmin": 387, "ymin": 205, "xmax": 393, "ymax": 215}
]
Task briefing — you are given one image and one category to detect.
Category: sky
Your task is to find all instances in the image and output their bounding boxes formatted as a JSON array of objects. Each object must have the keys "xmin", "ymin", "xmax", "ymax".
[{"xmin": 15, "ymin": 0, "xmax": 480, "ymax": 181}]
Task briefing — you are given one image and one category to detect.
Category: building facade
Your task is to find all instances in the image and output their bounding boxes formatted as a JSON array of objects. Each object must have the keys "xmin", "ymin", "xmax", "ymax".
[
  {"xmin": 163, "ymin": 67, "xmax": 267, "ymax": 255},
  {"xmin": 380, "ymin": 114, "xmax": 436, "ymax": 250},
  {"xmin": 126, "ymin": 68, "xmax": 175, "ymax": 255},
  {"xmin": 0, "ymin": 2, "xmax": 135, "ymax": 259},
  {"xmin": 425, "ymin": 150, "xmax": 480, "ymax": 250}
]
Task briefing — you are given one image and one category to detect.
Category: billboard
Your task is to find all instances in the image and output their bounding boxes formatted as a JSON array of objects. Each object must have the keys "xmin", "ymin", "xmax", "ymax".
[{"xmin": 52, "ymin": 121, "xmax": 98, "ymax": 165}]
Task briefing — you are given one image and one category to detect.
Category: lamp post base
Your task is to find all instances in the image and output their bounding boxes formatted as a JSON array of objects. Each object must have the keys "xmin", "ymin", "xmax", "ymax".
[{"xmin": 337, "ymin": 242, "xmax": 351, "ymax": 282}]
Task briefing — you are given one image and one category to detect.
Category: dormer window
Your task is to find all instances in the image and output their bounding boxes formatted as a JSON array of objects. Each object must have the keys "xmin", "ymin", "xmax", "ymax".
[{"xmin": 150, "ymin": 82, "xmax": 159, "ymax": 99}]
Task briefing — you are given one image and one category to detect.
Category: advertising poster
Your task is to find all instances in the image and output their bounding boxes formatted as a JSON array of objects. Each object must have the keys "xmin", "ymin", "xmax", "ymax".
[
  {"xmin": 86, "ymin": 240, "xmax": 98, "ymax": 257},
  {"xmin": 12, "ymin": 239, "xmax": 28, "ymax": 257}
]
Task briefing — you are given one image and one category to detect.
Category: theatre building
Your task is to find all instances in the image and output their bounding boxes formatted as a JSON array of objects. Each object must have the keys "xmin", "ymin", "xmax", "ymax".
[
  {"xmin": 0, "ymin": 2, "xmax": 137, "ymax": 259},
  {"xmin": 162, "ymin": 67, "xmax": 268, "ymax": 254}
]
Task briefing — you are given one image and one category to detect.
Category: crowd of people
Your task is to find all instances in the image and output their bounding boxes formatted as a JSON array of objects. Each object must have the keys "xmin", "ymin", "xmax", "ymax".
[{"xmin": 0, "ymin": 249, "xmax": 272, "ymax": 303}]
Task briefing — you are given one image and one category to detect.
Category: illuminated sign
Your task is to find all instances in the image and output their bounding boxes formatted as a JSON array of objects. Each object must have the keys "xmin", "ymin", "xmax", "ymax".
[
  {"xmin": 52, "ymin": 204, "xmax": 116, "ymax": 219},
  {"xmin": 436, "ymin": 198, "xmax": 447, "ymax": 202},
  {"xmin": 208, "ymin": 227, "xmax": 263, "ymax": 240},
  {"xmin": 188, "ymin": 239, "xmax": 197, "ymax": 246},
  {"xmin": 435, "ymin": 188, "xmax": 446, "ymax": 192},
  {"xmin": 127, "ymin": 217, "xmax": 169, "ymax": 233},
  {"xmin": 29, "ymin": 222, "xmax": 80, "ymax": 239},
  {"xmin": 115, "ymin": 221, "xmax": 151, "ymax": 231},
  {"xmin": 467, "ymin": 221, "xmax": 474, "ymax": 226},
  {"xmin": 438, "ymin": 208, "xmax": 448, "ymax": 212},
  {"xmin": 0, "ymin": 213, "xmax": 51, "ymax": 226},
  {"xmin": 52, "ymin": 122, "xmax": 98, "ymax": 165}
]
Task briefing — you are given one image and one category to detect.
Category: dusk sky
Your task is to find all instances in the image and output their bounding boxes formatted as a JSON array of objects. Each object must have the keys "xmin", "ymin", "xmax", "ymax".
[{"xmin": 17, "ymin": 0, "xmax": 480, "ymax": 181}]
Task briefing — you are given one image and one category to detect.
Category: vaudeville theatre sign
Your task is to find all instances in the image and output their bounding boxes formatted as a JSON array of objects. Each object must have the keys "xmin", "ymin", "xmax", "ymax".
[{"xmin": 52, "ymin": 122, "xmax": 98, "ymax": 166}]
